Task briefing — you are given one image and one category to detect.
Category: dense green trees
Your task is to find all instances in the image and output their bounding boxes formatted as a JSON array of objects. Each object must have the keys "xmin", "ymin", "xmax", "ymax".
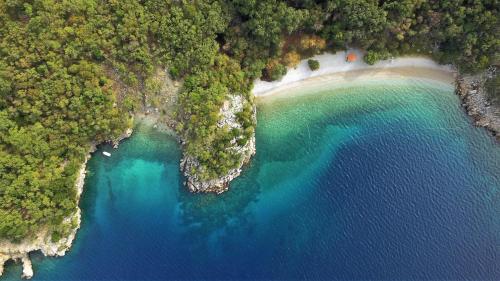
[
  {"xmin": 177, "ymin": 55, "xmax": 254, "ymax": 180},
  {"xmin": 0, "ymin": 0, "xmax": 130, "ymax": 241},
  {"xmin": 317, "ymin": 0, "xmax": 499, "ymax": 72},
  {"xmin": 322, "ymin": 0, "xmax": 388, "ymax": 48},
  {"xmin": 147, "ymin": 0, "xmax": 228, "ymax": 78},
  {"xmin": 222, "ymin": 0, "xmax": 307, "ymax": 70},
  {"xmin": 225, "ymin": 0, "xmax": 498, "ymax": 74},
  {"xmin": 1, "ymin": 0, "xmax": 498, "ymax": 242}
]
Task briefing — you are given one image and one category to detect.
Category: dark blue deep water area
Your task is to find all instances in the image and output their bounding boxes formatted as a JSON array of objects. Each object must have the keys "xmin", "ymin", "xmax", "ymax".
[{"xmin": 4, "ymin": 79, "xmax": 499, "ymax": 280}]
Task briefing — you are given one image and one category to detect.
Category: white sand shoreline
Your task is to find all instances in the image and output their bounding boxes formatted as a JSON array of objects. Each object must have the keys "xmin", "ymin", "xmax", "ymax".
[{"xmin": 252, "ymin": 49, "xmax": 456, "ymax": 98}]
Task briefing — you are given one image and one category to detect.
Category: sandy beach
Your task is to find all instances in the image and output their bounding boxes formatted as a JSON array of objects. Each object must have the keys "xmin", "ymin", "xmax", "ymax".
[{"xmin": 252, "ymin": 49, "xmax": 456, "ymax": 98}]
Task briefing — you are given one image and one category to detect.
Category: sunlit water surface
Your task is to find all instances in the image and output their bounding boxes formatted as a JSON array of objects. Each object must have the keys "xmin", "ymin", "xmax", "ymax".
[{"xmin": 4, "ymin": 78, "xmax": 500, "ymax": 280}]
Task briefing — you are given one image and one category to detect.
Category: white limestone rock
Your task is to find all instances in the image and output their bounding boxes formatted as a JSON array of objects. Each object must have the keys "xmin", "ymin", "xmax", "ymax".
[
  {"xmin": 181, "ymin": 94, "xmax": 256, "ymax": 193},
  {"xmin": 21, "ymin": 255, "xmax": 33, "ymax": 279},
  {"xmin": 0, "ymin": 126, "xmax": 135, "ymax": 279}
]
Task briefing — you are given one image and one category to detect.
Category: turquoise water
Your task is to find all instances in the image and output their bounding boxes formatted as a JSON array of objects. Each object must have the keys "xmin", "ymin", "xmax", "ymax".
[{"xmin": 3, "ymin": 78, "xmax": 500, "ymax": 280}]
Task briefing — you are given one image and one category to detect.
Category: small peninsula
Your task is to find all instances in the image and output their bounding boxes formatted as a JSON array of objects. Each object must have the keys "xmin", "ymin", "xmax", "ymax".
[{"xmin": 0, "ymin": 0, "xmax": 498, "ymax": 279}]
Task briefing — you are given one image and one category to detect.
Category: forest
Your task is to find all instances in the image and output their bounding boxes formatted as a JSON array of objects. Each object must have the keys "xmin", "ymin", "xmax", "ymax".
[{"xmin": 0, "ymin": 0, "xmax": 498, "ymax": 242}]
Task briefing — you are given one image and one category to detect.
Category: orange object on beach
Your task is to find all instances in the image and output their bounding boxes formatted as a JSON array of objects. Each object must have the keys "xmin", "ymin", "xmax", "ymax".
[{"xmin": 346, "ymin": 52, "xmax": 357, "ymax": 62}]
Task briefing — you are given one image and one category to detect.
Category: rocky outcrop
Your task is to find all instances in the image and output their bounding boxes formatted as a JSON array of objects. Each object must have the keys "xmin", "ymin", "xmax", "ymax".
[
  {"xmin": 0, "ymin": 254, "xmax": 7, "ymax": 276},
  {"xmin": 0, "ymin": 144, "xmax": 94, "ymax": 279},
  {"xmin": 456, "ymin": 67, "xmax": 500, "ymax": 141},
  {"xmin": 21, "ymin": 255, "xmax": 33, "ymax": 279},
  {"xmin": 0, "ymin": 252, "xmax": 33, "ymax": 279},
  {"xmin": 181, "ymin": 135, "xmax": 255, "ymax": 194},
  {"xmin": 112, "ymin": 128, "xmax": 133, "ymax": 148},
  {"xmin": 0, "ymin": 127, "xmax": 134, "ymax": 279},
  {"xmin": 181, "ymin": 95, "xmax": 256, "ymax": 194}
]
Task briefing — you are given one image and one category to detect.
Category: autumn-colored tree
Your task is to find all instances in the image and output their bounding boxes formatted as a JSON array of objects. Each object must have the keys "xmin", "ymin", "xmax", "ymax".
[
  {"xmin": 300, "ymin": 35, "xmax": 326, "ymax": 54},
  {"xmin": 283, "ymin": 51, "xmax": 302, "ymax": 68}
]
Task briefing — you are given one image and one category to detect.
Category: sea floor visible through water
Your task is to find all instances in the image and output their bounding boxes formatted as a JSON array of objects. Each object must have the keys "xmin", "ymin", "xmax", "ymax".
[{"xmin": 3, "ymin": 78, "xmax": 500, "ymax": 280}]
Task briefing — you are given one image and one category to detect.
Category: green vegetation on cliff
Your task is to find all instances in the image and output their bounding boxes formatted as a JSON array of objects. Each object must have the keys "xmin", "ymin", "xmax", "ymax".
[
  {"xmin": 177, "ymin": 55, "xmax": 254, "ymax": 180},
  {"xmin": 0, "ymin": 1, "xmax": 130, "ymax": 241},
  {"xmin": 1, "ymin": 0, "xmax": 498, "ymax": 242}
]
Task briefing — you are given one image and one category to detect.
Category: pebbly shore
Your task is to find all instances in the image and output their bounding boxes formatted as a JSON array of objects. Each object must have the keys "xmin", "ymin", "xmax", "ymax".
[{"xmin": 455, "ymin": 68, "xmax": 499, "ymax": 142}]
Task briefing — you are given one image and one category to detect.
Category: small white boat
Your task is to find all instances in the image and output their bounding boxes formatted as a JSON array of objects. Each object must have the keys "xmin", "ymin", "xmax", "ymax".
[{"xmin": 102, "ymin": 151, "xmax": 111, "ymax": 157}]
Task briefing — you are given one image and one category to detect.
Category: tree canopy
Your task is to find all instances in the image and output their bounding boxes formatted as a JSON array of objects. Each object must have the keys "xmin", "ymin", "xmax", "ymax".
[{"xmin": 1, "ymin": 0, "xmax": 498, "ymax": 242}]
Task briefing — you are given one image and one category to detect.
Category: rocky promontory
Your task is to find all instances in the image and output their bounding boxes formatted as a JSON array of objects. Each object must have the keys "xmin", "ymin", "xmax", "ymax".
[
  {"xmin": 180, "ymin": 94, "xmax": 256, "ymax": 194},
  {"xmin": 456, "ymin": 67, "xmax": 500, "ymax": 141},
  {"xmin": 0, "ymin": 149, "xmax": 92, "ymax": 279},
  {"xmin": 0, "ymin": 128, "xmax": 133, "ymax": 279}
]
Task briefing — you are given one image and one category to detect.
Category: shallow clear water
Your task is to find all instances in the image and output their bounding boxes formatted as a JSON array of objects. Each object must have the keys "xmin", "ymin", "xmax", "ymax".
[{"xmin": 4, "ymin": 78, "xmax": 500, "ymax": 280}]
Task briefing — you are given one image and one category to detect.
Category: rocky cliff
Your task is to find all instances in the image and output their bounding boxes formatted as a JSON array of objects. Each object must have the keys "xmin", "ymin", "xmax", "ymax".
[
  {"xmin": 0, "ymin": 128, "xmax": 133, "ymax": 279},
  {"xmin": 180, "ymin": 94, "xmax": 256, "ymax": 194},
  {"xmin": 0, "ymin": 151, "xmax": 91, "ymax": 279},
  {"xmin": 456, "ymin": 67, "xmax": 500, "ymax": 141}
]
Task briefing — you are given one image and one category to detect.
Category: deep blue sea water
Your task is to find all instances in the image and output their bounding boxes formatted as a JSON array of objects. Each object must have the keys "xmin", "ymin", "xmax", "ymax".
[{"xmin": 3, "ymin": 78, "xmax": 499, "ymax": 280}]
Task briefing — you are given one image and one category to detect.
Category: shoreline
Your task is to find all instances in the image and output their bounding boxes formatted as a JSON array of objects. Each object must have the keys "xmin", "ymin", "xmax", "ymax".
[
  {"xmin": 456, "ymin": 72, "xmax": 500, "ymax": 141},
  {"xmin": 253, "ymin": 50, "xmax": 455, "ymax": 98},
  {"xmin": 255, "ymin": 66, "xmax": 456, "ymax": 100},
  {"xmin": 252, "ymin": 49, "xmax": 498, "ymax": 141},
  {"xmin": 1, "ymin": 50, "xmax": 497, "ymax": 280},
  {"xmin": 0, "ymin": 128, "xmax": 133, "ymax": 279},
  {"xmin": 0, "ymin": 150, "xmax": 93, "ymax": 280}
]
